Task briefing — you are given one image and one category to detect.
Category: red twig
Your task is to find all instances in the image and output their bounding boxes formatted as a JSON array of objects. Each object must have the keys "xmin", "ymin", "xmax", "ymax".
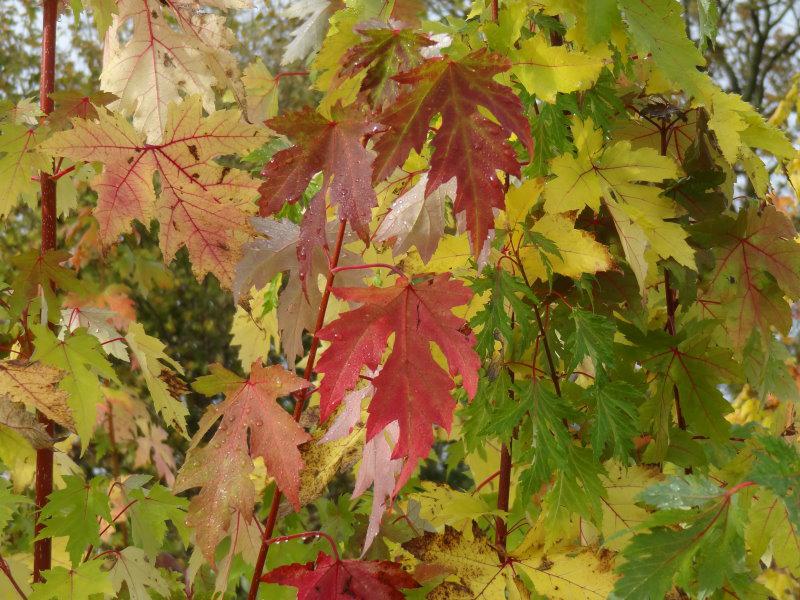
[
  {"xmin": 472, "ymin": 469, "xmax": 502, "ymax": 495},
  {"xmin": 259, "ymin": 531, "xmax": 340, "ymax": 566},
  {"xmin": 0, "ymin": 552, "xmax": 27, "ymax": 599},
  {"xmin": 247, "ymin": 220, "xmax": 349, "ymax": 599},
  {"xmin": 274, "ymin": 70, "xmax": 309, "ymax": 81},
  {"xmin": 33, "ymin": 0, "xmax": 59, "ymax": 584},
  {"xmin": 329, "ymin": 262, "xmax": 406, "ymax": 280},
  {"xmin": 82, "ymin": 499, "xmax": 139, "ymax": 562}
]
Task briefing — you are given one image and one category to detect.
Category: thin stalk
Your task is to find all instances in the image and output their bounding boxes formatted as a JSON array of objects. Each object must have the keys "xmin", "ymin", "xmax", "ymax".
[
  {"xmin": 34, "ymin": 0, "xmax": 59, "ymax": 583},
  {"xmin": 104, "ymin": 400, "xmax": 128, "ymax": 546},
  {"xmin": 247, "ymin": 219, "xmax": 348, "ymax": 600},
  {"xmin": 0, "ymin": 552, "xmax": 28, "ymax": 599}
]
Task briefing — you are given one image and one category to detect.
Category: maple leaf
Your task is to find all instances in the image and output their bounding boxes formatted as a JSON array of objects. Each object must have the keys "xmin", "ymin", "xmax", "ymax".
[
  {"xmin": 31, "ymin": 324, "xmax": 118, "ymax": 450},
  {"xmin": 697, "ymin": 205, "xmax": 800, "ymax": 351},
  {"xmin": 373, "ymin": 49, "xmax": 534, "ymax": 253},
  {"xmin": 60, "ymin": 305, "xmax": 128, "ymax": 361},
  {"xmin": 0, "ymin": 121, "xmax": 50, "ymax": 216},
  {"xmin": 230, "ymin": 282, "xmax": 281, "ymax": 369},
  {"xmin": 37, "ymin": 475, "xmax": 112, "ymax": 565},
  {"xmin": 374, "ymin": 174, "xmax": 455, "ymax": 263},
  {"xmin": 511, "ymin": 34, "xmax": 604, "ymax": 103},
  {"xmin": 174, "ymin": 362, "xmax": 310, "ymax": 562},
  {"xmin": 298, "ymin": 420, "xmax": 364, "ymax": 508},
  {"xmin": 47, "ymin": 90, "xmax": 117, "ymax": 129},
  {"xmin": 125, "ymin": 322, "xmax": 189, "ymax": 435},
  {"xmin": 281, "ymin": 0, "xmax": 334, "ymax": 66},
  {"xmin": 9, "ymin": 249, "xmax": 80, "ymax": 318},
  {"xmin": 404, "ymin": 522, "xmax": 615, "ymax": 599},
  {"xmin": 41, "ymin": 97, "xmax": 267, "ymax": 286},
  {"xmin": 29, "ymin": 560, "xmax": 113, "ymax": 600},
  {"xmin": 101, "ymin": 0, "xmax": 242, "ymax": 142},
  {"xmin": 339, "ymin": 22, "xmax": 433, "ymax": 106},
  {"xmin": 581, "ymin": 463, "xmax": 660, "ymax": 551},
  {"xmin": 242, "ymin": 59, "xmax": 279, "ymax": 124},
  {"xmin": 126, "ymin": 484, "xmax": 187, "ymax": 559},
  {"xmin": 133, "ymin": 421, "xmax": 177, "ymax": 487},
  {"xmin": 544, "ymin": 117, "xmax": 693, "ymax": 291},
  {"xmin": 316, "ymin": 274, "xmax": 479, "ymax": 489},
  {"xmin": 258, "ymin": 104, "xmax": 382, "ymax": 243},
  {"xmin": 352, "ymin": 421, "xmax": 402, "ymax": 553},
  {"xmin": 630, "ymin": 322, "xmax": 742, "ymax": 457},
  {"xmin": 516, "ymin": 214, "xmax": 612, "ymax": 282},
  {"xmin": 0, "ymin": 360, "xmax": 74, "ymax": 431},
  {"xmin": 618, "ymin": 0, "xmax": 705, "ymax": 95},
  {"xmin": 235, "ymin": 217, "xmax": 364, "ymax": 360},
  {"xmin": 108, "ymin": 546, "xmax": 169, "ymax": 600},
  {"xmin": 0, "ymin": 397, "xmax": 54, "ymax": 450},
  {"xmin": 262, "ymin": 551, "xmax": 418, "ymax": 599}
]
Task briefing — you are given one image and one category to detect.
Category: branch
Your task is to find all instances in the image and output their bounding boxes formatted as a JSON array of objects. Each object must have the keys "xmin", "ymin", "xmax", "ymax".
[{"xmin": 33, "ymin": 0, "xmax": 59, "ymax": 583}]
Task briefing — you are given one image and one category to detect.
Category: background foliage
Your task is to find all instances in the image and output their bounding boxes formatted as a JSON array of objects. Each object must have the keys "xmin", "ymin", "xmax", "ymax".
[{"xmin": 2, "ymin": 0, "xmax": 800, "ymax": 599}]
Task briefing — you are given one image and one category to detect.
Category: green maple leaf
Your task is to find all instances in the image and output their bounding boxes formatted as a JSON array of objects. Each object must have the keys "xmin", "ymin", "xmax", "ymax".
[
  {"xmin": 519, "ymin": 382, "xmax": 605, "ymax": 527},
  {"xmin": 108, "ymin": 546, "xmax": 170, "ymax": 600},
  {"xmin": 0, "ymin": 476, "xmax": 32, "ymax": 530},
  {"xmin": 29, "ymin": 560, "xmax": 113, "ymax": 600},
  {"xmin": 628, "ymin": 320, "xmax": 742, "ymax": 457},
  {"xmin": 587, "ymin": 380, "xmax": 641, "ymax": 463},
  {"xmin": 566, "ymin": 309, "xmax": 617, "ymax": 375},
  {"xmin": 9, "ymin": 249, "xmax": 81, "ymax": 317},
  {"xmin": 460, "ymin": 369, "xmax": 527, "ymax": 447},
  {"xmin": 618, "ymin": 0, "xmax": 705, "ymax": 94},
  {"xmin": 638, "ymin": 474, "xmax": 723, "ymax": 510},
  {"xmin": 37, "ymin": 475, "xmax": 112, "ymax": 566},
  {"xmin": 470, "ymin": 268, "xmax": 538, "ymax": 357},
  {"xmin": 127, "ymin": 484, "xmax": 188, "ymax": 559},
  {"xmin": 31, "ymin": 324, "xmax": 117, "ymax": 449},
  {"xmin": 743, "ymin": 332, "xmax": 799, "ymax": 403},
  {"xmin": 612, "ymin": 487, "xmax": 747, "ymax": 599},
  {"xmin": 749, "ymin": 436, "xmax": 800, "ymax": 529},
  {"xmin": 125, "ymin": 321, "xmax": 188, "ymax": 436}
]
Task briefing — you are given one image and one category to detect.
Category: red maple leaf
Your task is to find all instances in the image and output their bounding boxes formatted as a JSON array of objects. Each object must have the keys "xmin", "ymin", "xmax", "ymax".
[
  {"xmin": 262, "ymin": 551, "xmax": 418, "ymax": 600},
  {"xmin": 316, "ymin": 274, "xmax": 479, "ymax": 489},
  {"xmin": 259, "ymin": 105, "xmax": 383, "ymax": 242},
  {"xmin": 174, "ymin": 362, "xmax": 310, "ymax": 561},
  {"xmin": 372, "ymin": 49, "xmax": 534, "ymax": 253}
]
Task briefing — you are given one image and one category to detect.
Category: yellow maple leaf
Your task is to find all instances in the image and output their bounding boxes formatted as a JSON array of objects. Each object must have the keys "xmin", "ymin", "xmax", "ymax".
[
  {"xmin": 512, "ymin": 35, "xmax": 605, "ymax": 103},
  {"xmin": 544, "ymin": 117, "xmax": 694, "ymax": 291},
  {"xmin": 230, "ymin": 282, "xmax": 281, "ymax": 371},
  {"xmin": 517, "ymin": 214, "xmax": 612, "ymax": 282},
  {"xmin": 403, "ymin": 522, "xmax": 616, "ymax": 599}
]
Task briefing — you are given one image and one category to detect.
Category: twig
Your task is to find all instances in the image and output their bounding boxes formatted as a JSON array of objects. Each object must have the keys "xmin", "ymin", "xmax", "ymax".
[{"xmin": 247, "ymin": 219, "xmax": 348, "ymax": 599}]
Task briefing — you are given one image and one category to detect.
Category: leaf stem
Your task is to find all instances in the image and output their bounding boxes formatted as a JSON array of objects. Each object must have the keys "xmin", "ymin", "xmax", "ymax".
[
  {"xmin": 259, "ymin": 531, "xmax": 340, "ymax": 565},
  {"xmin": 33, "ymin": 0, "xmax": 59, "ymax": 584},
  {"xmin": 247, "ymin": 219, "xmax": 348, "ymax": 600},
  {"xmin": 329, "ymin": 262, "xmax": 406, "ymax": 280},
  {"xmin": 82, "ymin": 499, "xmax": 139, "ymax": 562},
  {"xmin": 104, "ymin": 399, "xmax": 128, "ymax": 546}
]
